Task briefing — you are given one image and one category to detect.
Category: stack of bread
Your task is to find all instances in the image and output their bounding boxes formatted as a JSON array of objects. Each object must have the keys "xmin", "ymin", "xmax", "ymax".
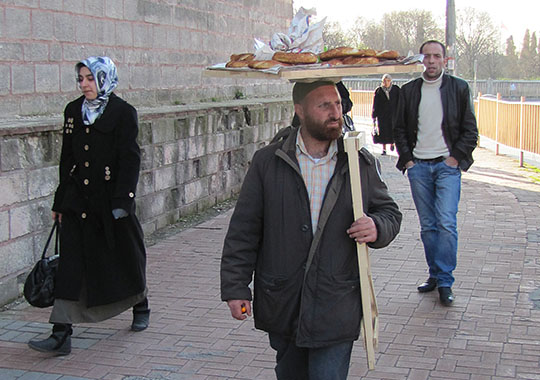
[
  {"xmin": 224, "ymin": 46, "xmax": 400, "ymax": 70},
  {"xmin": 319, "ymin": 47, "xmax": 399, "ymax": 66}
]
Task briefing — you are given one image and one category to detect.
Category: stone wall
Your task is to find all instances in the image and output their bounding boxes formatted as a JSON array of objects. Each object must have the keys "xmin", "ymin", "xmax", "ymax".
[
  {"xmin": 0, "ymin": 0, "xmax": 293, "ymax": 117},
  {"xmin": 0, "ymin": 98, "xmax": 293, "ymax": 306}
]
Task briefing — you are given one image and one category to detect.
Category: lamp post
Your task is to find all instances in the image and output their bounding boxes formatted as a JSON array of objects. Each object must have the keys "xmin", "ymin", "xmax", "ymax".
[{"xmin": 446, "ymin": 0, "xmax": 456, "ymax": 75}]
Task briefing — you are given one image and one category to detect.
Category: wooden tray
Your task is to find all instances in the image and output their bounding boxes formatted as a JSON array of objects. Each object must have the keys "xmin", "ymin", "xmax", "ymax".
[{"xmin": 203, "ymin": 63, "xmax": 424, "ymax": 81}]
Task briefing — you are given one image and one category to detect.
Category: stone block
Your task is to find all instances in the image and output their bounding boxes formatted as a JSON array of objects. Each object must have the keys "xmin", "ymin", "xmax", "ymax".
[
  {"xmin": 175, "ymin": 161, "xmax": 188, "ymax": 184},
  {"xmin": 174, "ymin": 6, "xmax": 206, "ymax": 29},
  {"xmin": 155, "ymin": 210, "xmax": 179, "ymax": 231},
  {"xmin": 23, "ymin": 42, "xmax": 49, "ymax": 62},
  {"xmin": 224, "ymin": 130, "xmax": 241, "ymax": 150},
  {"xmin": 133, "ymin": 24, "xmax": 153, "ymax": 48},
  {"xmin": 5, "ymin": 7, "xmax": 31, "ymax": 39},
  {"xmin": 35, "ymin": 64, "xmax": 60, "ymax": 93},
  {"xmin": 0, "ymin": 42, "xmax": 24, "ymax": 61},
  {"xmin": 54, "ymin": 13, "xmax": 75, "ymax": 42},
  {"xmin": 154, "ymin": 165, "xmax": 177, "ymax": 191},
  {"xmin": 0, "ymin": 173, "xmax": 28, "ymax": 207},
  {"xmin": 161, "ymin": 65, "xmax": 178, "ymax": 89},
  {"xmin": 152, "ymin": 26, "xmax": 168, "ymax": 50},
  {"xmin": 0, "ymin": 237, "xmax": 35, "ymax": 278},
  {"xmin": 12, "ymin": 64, "xmax": 34, "ymax": 94},
  {"xmin": 20, "ymin": 93, "xmax": 66, "ymax": 116},
  {"xmin": 187, "ymin": 135, "xmax": 206, "ymax": 160},
  {"xmin": 49, "ymin": 43, "xmax": 63, "ymax": 62},
  {"xmin": 95, "ymin": 19, "xmax": 116, "ymax": 46},
  {"xmin": 152, "ymin": 145, "xmax": 164, "ymax": 167},
  {"xmin": 60, "ymin": 63, "xmax": 78, "ymax": 92},
  {"xmin": 162, "ymin": 142, "xmax": 179, "ymax": 165},
  {"xmin": 203, "ymin": 153, "xmax": 219, "ymax": 176},
  {"xmin": 40, "ymin": 0, "xmax": 63, "ymax": 11},
  {"xmin": 137, "ymin": 171, "xmax": 154, "ymax": 196},
  {"xmin": 185, "ymin": 177, "xmax": 209, "ymax": 204},
  {"xmin": 152, "ymin": 118, "xmax": 176, "ymax": 144},
  {"xmin": 116, "ymin": 22, "xmax": 134, "ymax": 47},
  {"xmin": 84, "ymin": 0, "xmax": 105, "ymax": 16},
  {"xmin": 75, "ymin": 15, "xmax": 97, "ymax": 44},
  {"xmin": 1, "ymin": 138, "xmax": 25, "ymax": 171},
  {"xmin": 0, "ymin": 96, "xmax": 20, "ymax": 118},
  {"xmin": 166, "ymin": 27, "xmax": 180, "ymax": 48},
  {"xmin": 31, "ymin": 10, "xmax": 54, "ymax": 40},
  {"xmin": 10, "ymin": 199, "xmax": 51, "ymax": 239},
  {"xmin": 0, "ymin": 276, "xmax": 20, "ymax": 309},
  {"xmin": 28, "ymin": 166, "xmax": 58, "ymax": 200},
  {"xmin": 138, "ymin": 121, "xmax": 153, "ymax": 146},
  {"xmin": 105, "ymin": 0, "xmax": 124, "ymax": 19},
  {"xmin": 0, "ymin": 64, "xmax": 9, "ymax": 96},
  {"xmin": 139, "ymin": 0, "xmax": 172, "ymax": 24},
  {"xmin": 0, "ymin": 211, "xmax": 9, "ymax": 243},
  {"xmin": 140, "ymin": 145, "xmax": 154, "ymax": 171}
]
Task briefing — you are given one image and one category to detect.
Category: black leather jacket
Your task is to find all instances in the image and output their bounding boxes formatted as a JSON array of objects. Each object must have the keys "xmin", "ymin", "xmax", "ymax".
[{"xmin": 393, "ymin": 74, "xmax": 478, "ymax": 172}]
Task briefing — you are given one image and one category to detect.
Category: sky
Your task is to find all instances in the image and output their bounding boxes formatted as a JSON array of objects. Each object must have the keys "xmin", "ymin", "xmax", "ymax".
[{"xmin": 293, "ymin": 0, "xmax": 539, "ymax": 49}]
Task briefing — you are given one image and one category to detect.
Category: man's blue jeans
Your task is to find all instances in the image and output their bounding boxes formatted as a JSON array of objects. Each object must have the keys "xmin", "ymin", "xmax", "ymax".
[
  {"xmin": 407, "ymin": 159, "xmax": 461, "ymax": 288},
  {"xmin": 269, "ymin": 333, "xmax": 353, "ymax": 380}
]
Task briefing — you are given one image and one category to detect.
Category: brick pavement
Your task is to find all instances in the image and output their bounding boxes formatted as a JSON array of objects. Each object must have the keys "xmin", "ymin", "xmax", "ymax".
[{"xmin": 1, "ymin": 131, "xmax": 540, "ymax": 379}]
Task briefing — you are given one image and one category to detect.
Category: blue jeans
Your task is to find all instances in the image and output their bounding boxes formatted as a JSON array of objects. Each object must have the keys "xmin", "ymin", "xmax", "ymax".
[
  {"xmin": 407, "ymin": 159, "xmax": 461, "ymax": 288},
  {"xmin": 269, "ymin": 333, "xmax": 353, "ymax": 380}
]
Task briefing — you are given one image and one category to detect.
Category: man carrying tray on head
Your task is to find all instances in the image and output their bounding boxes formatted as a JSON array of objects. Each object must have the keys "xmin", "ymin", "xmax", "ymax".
[{"xmin": 220, "ymin": 80, "xmax": 402, "ymax": 379}]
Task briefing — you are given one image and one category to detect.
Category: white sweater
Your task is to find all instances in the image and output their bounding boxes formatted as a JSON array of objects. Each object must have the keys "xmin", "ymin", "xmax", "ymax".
[{"xmin": 413, "ymin": 72, "xmax": 449, "ymax": 159}]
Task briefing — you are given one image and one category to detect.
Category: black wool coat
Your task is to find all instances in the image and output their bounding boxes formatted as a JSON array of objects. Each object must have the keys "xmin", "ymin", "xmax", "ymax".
[
  {"xmin": 371, "ymin": 85, "xmax": 400, "ymax": 144},
  {"xmin": 52, "ymin": 94, "xmax": 147, "ymax": 307}
]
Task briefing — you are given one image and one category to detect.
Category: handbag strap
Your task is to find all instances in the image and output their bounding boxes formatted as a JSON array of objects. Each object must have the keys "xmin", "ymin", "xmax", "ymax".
[{"xmin": 41, "ymin": 220, "xmax": 59, "ymax": 260}]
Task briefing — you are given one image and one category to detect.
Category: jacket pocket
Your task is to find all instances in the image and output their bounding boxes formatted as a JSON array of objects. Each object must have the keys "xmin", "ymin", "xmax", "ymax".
[
  {"xmin": 253, "ymin": 272, "xmax": 303, "ymax": 336},
  {"xmin": 309, "ymin": 273, "xmax": 362, "ymax": 342}
]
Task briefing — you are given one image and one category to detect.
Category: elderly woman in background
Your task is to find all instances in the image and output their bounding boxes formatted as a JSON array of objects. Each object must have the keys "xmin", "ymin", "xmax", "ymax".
[
  {"xmin": 28, "ymin": 57, "xmax": 150, "ymax": 356},
  {"xmin": 372, "ymin": 73, "xmax": 400, "ymax": 155}
]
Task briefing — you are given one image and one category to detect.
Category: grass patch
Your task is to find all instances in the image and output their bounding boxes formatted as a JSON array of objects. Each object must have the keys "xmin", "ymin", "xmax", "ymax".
[{"xmin": 523, "ymin": 163, "xmax": 540, "ymax": 183}]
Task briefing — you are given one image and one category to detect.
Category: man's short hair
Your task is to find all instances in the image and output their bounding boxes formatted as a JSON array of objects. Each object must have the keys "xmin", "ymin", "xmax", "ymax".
[
  {"xmin": 292, "ymin": 81, "xmax": 336, "ymax": 104},
  {"xmin": 419, "ymin": 40, "xmax": 446, "ymax": 57}
]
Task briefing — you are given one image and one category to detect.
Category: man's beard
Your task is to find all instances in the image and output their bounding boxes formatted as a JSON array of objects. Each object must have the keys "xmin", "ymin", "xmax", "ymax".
[{"xmin": 302, "ymin": 114, "xmax": 343, "ymax": 142}]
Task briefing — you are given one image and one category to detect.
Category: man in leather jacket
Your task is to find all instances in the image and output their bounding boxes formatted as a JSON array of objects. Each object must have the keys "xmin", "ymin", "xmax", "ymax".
[
  {"xmin": 221, "ymin": 81, "xmax": 402, "ymax": 379},
  {"xmin": 393, "ymin": 40, "xmax": 478, "ymax": 306}
]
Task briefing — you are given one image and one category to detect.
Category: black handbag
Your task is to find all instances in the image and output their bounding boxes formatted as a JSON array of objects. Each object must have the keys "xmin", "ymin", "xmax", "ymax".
[{"xmin": 23, "ymin": 221, "xmax": 60, "ymax": 308}]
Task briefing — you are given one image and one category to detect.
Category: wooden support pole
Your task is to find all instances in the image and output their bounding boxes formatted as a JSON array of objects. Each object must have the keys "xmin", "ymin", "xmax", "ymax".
[
  {"xmin": 519, "ymin": 96, "xmax": 525, "ymax": 167},
  {"xmin": 343, "ymin": 131, "xmax": 378, "ymax": 370}
]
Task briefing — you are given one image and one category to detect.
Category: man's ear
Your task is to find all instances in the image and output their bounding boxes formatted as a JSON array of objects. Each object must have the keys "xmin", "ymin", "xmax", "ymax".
[{"xmin": 294, "ymin": 103, "xmax": 304, "ymax": 120}]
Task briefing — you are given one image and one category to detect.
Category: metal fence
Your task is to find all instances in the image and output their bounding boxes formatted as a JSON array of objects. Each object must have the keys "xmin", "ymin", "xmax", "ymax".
[
  {"xmin": 350, "ymin": 90, "xmax": 540, "ymax": 165},
  {"xmin": 344, "ymin": 78, "xmax": 540, "ymax": 100}
]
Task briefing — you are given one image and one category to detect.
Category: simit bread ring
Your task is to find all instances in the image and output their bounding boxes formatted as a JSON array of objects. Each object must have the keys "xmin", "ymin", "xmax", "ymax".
[
  {"xmin": 272, "ymin": 51, "xmax": 318, "ymax": 64},
  {"xmin": 342, "ymin": 56, "xmax": 379, "ymax": 65}
]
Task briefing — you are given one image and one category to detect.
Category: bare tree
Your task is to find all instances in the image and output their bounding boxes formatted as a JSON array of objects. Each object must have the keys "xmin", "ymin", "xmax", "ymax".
[
  {"xmin": 358, "ymin": 10, "xmax": 443, "ymax": 56},
  {"xmin": 322, "ymin": 21, "xmax": 351, "ymax": 50},
  {"xmin": 456, "ymin": 8, "xmax": 499, "ymax": 79}
]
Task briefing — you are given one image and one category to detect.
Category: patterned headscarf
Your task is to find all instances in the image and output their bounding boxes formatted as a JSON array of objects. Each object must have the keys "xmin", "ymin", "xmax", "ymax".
[{"xmin": 76, "ymin": 56, "xmax": 118, "ymax": 125}]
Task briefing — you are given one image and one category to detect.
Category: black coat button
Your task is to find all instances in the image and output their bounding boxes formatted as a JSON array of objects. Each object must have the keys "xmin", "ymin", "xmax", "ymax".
[{"xmin": 301, "ymin": 224, "xmax": 309, "ymax": 232}]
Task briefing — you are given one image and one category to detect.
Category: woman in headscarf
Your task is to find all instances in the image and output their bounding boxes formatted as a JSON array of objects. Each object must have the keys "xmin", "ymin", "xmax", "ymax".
[
  {"xmin": 28, "ymin": 57, "xmax": 150, "ymax": 356},
  {"xmin": 372, "ymin": 73, "xmax": 400, "ymax": 155}
]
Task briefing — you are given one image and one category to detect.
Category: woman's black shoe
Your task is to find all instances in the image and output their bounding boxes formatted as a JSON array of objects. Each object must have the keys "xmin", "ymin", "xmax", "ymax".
[
  {"xmin": 131, "ymin": 309, "xmax": 150, "ymax": 331},
  {"xmin": 28, "ymin": 329, "xmax": 71, "ymax": 355}
]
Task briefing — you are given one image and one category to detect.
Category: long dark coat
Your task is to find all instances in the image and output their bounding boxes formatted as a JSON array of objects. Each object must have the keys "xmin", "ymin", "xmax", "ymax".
[
  {"xmin": 52, "ymin": 94, "xmax": 146, "ymax": 308},
  {"xmin": 371, "ymin": 84, "xmax": 400, "ymax": 144},
  {"xmin": 221, "ymin": 127, "xmax": 402, "ymax": 348}
]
